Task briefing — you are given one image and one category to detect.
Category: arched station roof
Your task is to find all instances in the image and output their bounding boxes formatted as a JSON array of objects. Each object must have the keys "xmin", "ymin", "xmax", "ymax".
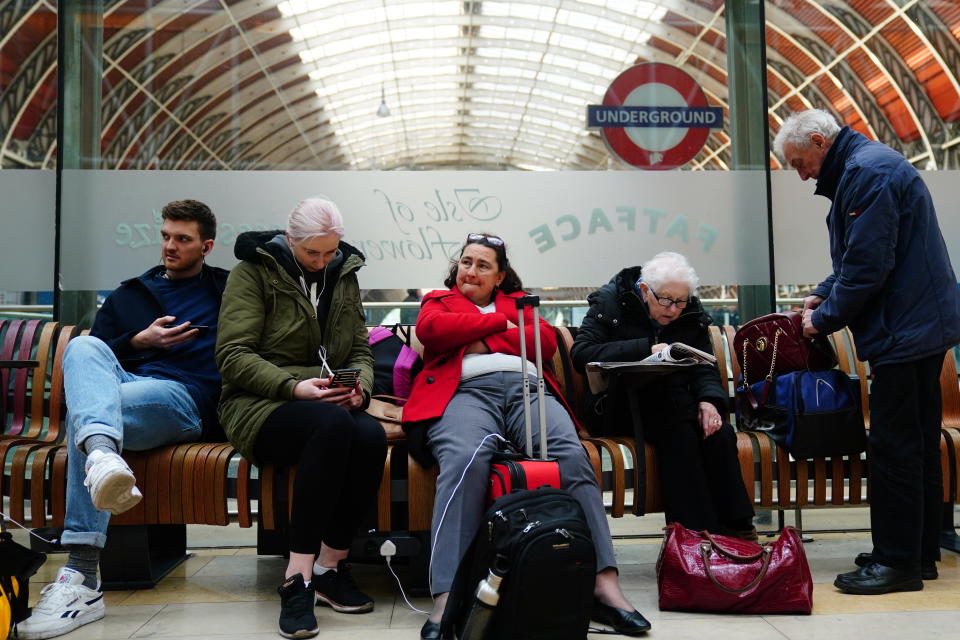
[{"xmin": 1, "ymin": 0, "xmax": 958, "ymax": 171}]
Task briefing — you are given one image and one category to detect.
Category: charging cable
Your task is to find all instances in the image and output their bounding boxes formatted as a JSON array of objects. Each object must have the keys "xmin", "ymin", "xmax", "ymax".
[
  {"xmin": 380, "ymin": 540, "xmax": 429, "ymax": 614},
  {"xmin": 379, "ymin": 432, "xmax": 507, "ymax": 615},
  {"xmin": 1, "ymin": 511, "xmax": 57, "ymax": 544}
]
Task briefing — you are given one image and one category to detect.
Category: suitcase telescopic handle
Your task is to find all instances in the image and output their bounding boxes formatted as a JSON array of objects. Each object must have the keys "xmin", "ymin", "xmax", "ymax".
[{"xmin": 515, "ymin": 296, "xmax": 548, "ymax": 460}]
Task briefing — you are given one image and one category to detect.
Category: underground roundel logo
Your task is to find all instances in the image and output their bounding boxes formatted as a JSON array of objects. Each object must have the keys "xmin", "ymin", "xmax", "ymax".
[{"xmin": 587, "ymin": 63, "xmax": 723, "ymax": 170}]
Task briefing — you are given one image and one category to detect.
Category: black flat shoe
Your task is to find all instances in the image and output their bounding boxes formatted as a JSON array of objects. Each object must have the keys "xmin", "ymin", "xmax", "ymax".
[
  {"xmin": 834, "ymin": 562, "xmax": 923, "ymax": 595},
  {"xmin": 855, "ymin": 553, "xmax": 937, "ymax": 580},
  {"xmin": 591, "ymin": 600, "xmax": 651, "ymax": 635},
  {"xmin": 420, "ymin": 619, "xmax": 442, "ymax": 640}
]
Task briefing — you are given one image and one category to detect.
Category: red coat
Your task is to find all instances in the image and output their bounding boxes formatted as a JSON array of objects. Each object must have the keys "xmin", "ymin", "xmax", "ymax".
[{"xmin": 402, "ymin": 287, "xmax": 579, "ymax": 429}]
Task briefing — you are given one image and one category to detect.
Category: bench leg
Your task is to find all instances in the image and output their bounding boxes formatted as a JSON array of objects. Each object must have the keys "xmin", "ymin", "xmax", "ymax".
[
  {"xmin": 794, "ymin": 507, "xmax": 814, "ymax": 542},
  {"xmin": 404, "ymin": 531, "xmax": 431, "ymax": 598},
  {"xmin": 100, "ymin": 524, "xmax": 187, "ymax": 590},
  {"xmin": 941, "ymin": 501, "xmax": 960, "ymax": 552},
  {"xmin": 256, "ymin": 519, "xmax": 289, "ymax": 556}
]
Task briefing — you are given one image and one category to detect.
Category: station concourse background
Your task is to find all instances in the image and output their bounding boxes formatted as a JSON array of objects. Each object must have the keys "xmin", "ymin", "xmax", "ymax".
[
  {"xmin": 2, "ymin": 3, "xmax": 960, "ymax": 639},
  {"xmin": 2, "ymin": 1, "xmax": 959, "ymax": 311},
  {"xmin": 1, "ymin": 0, "xmax": 958, "ymax": 320},
  {"xmin": 0, "ymin": 0, "xmax": 957, "ymax": 301}
]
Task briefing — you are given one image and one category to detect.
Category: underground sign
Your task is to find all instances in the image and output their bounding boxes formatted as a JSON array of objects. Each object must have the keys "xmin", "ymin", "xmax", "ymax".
[{"xmin": 587, "ymin": 62, "xmax": 723, "ymax": 170}]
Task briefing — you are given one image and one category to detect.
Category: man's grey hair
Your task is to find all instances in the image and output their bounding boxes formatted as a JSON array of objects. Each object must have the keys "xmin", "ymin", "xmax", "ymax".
[
  {"xmin": 641, "ymin": 251, "xmax": 699, "ymax": 296},
  {"xmin": 772, "ymin": 109, "xmax": 841, "ymax": 161}
]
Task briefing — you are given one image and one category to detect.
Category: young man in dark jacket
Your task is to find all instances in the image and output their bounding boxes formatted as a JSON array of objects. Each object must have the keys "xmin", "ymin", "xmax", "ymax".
[
  {"xmin": 775, "ymin": 109, "xmax": 960, "ymax": 595},
  {"xmin": 19, "ymin": 200, "xmax": 229, "ymax": 640}
]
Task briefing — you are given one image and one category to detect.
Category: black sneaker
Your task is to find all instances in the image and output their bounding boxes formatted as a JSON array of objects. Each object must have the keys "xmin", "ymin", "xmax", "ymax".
[
  {"xmin": 313, "ymin": 560, "xmax": 374, "ymax": 613},
  {"xmin": 277, "ymin": 574, "xmax": 319, "ymax": 638}
]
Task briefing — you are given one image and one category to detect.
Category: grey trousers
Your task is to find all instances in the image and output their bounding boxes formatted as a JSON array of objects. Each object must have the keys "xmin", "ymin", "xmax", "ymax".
[{"xmin": 426, "ymin": 371, "xmax": 617, "ymax": 594}]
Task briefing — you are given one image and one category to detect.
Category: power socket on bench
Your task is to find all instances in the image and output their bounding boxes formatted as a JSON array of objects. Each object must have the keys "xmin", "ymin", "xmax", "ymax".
[{"xmin": 350, "ymin": 532, "xmax": 422, "ymax": 560}]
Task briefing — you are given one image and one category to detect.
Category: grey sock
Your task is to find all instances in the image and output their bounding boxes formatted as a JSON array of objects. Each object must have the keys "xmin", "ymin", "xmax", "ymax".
[
  {"xmin": 82, "ymin": 434, "xmax": 118, "ymax": 457},
  {"xmin": 65, "ymin": 547, "xmax": 101, "ymax": 590}
]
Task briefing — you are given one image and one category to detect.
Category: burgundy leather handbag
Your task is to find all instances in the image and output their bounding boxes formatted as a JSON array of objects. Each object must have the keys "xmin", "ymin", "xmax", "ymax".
[
  {"xmin": 735, "ymin": 312, "xmax": 837, "ymax": 408},
  {"xmin": 657, "ymin": 524, "xmax": 813, "ymax": 614}
]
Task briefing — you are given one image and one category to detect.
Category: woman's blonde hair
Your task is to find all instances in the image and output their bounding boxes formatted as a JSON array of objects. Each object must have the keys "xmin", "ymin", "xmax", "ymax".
[{"xmin": 286, "ymin": 197, "xmax": 344, "ymax": 242}]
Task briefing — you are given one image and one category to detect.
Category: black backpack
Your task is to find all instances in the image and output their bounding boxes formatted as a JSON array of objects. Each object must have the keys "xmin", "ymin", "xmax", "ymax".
[{"xmin": 441, "ymin": 488, "xmax": 596, "ymax": 640}]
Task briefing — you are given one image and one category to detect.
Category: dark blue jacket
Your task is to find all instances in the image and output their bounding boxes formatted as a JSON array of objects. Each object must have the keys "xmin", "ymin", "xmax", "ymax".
[
  {"xmin": 810, "ymin": 126, "xmax": 960, "ymax": 366},
  {"xmin": 90, "ymin": 263, "xmax": 230, "ymax": 439}
]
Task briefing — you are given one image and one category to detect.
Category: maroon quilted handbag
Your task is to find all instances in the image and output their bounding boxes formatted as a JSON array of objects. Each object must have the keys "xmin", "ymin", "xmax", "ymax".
[
  {"xmin": 657, "ymin": 524, "xmax": 813, "ymax": 614},
  {"xmin": 735, "ymin": 312, "xmax": 837, "ymax": 386}
]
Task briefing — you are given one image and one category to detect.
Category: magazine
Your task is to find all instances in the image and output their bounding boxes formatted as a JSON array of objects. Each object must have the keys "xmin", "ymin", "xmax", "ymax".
[
  {"xmin": 641, "ymin": 342, "xmax": 716, "ymax": 365},
  {"xmin": 585, "ymin": 343, "xmax": 716, "ymax": 393}
]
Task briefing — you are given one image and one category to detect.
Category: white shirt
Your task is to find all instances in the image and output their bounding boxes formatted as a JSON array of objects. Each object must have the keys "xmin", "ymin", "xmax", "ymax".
[{"xmin": 460, "ymin": 301, "xmax": 527, "ymax": 380}]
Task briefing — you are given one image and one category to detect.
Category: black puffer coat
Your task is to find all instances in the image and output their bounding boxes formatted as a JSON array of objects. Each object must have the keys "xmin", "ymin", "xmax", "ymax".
[{"xmin": 570, "ymin": 266, "xmax": 726, "ymax": 435}]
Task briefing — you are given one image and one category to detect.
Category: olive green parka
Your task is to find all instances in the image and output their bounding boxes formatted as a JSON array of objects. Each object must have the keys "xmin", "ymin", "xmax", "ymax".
[{"xmin": 215, "ymin": 231, "xmax": 373, "ymax": 463}]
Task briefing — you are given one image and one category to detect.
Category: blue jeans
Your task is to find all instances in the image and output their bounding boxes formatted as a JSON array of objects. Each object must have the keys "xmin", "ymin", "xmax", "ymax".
[{"xmin": 61, "ymin": 336, "xmax": 202, "ymax": 548}]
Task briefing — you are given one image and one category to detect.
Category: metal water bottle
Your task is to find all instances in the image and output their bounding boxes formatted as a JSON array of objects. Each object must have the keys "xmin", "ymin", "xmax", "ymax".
[{"xmin": 458, "ymin": 569, "xmax": 503, "ymax": 640}]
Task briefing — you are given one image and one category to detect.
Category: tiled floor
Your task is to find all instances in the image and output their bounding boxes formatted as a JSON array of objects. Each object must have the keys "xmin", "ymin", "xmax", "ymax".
[{"xmin": 14, "ymin": 511, "xmax": 960, "ymax": 639}]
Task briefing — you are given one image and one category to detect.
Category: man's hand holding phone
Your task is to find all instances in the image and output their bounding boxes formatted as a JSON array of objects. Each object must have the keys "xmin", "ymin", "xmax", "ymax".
[{"xmin": 131, "ymin": 316, "xmax": 202, "ymax": 350}]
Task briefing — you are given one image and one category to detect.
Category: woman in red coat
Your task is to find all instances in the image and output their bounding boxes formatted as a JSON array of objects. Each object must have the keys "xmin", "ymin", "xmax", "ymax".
[{"xmin": 406, "ymin": 233, "xmax": 649, "ymax": 640}]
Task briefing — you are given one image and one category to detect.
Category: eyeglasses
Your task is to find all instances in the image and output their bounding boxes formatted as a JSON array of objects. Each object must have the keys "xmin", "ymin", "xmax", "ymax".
[
  {"xmin": 649, "ymin": 288, "xmax": 689, "ymax": 309},
  {"xmin": 466, "ymin": 233, "xmax": 504, "ymax": 247}
]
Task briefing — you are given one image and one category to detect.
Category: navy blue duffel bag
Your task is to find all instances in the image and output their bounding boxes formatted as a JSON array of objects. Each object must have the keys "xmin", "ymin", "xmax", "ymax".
[{"xmin": 736, "ymin": 369, "xmax": 866, "ymax": 459}]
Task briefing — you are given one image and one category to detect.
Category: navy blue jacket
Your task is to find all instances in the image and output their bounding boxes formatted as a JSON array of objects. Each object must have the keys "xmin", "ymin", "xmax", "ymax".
[
  {"xmin": 810, "ymin": 126, "xmax": 960, "ymax": 366},
  {"xmin": 90, "ymin": 263, "xmax": 230, "ymax": 439}
]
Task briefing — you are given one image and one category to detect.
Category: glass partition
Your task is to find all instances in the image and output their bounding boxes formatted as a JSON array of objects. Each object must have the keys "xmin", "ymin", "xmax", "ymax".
[
  {"xmin": 49, "ymin": 0, "xmax": 770, "ymax": 329},
  {"xmin": 0, "ymin": 1, "xmax": 57, "ymax": 316},
  {"xmin": 767, "ymin": 0, "xmax": 960, "ymax": 297}
]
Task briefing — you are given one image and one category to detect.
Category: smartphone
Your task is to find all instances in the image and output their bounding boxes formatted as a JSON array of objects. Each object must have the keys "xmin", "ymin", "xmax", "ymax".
[
  {"xmin": 330, "ymin": 368, "xmax": 361, "ymax": 388},
  {"xmin": 164, "ymin": 323, "xmax": 211, "ymax": 335}
]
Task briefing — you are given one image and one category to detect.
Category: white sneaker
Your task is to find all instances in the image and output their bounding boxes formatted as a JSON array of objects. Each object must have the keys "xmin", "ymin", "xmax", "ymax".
[
  {"xmin": 84, "ymin": 449, "xmax": 142, "ymax": 514},
  {"xmin": 15, "ymin": 568, "xmax": 105, "ymax": 639}
]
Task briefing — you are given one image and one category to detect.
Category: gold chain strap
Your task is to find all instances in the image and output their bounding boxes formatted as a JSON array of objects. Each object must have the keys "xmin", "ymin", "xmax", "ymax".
[
  {"xmin": 765, "ymin": 329, "xmax": 782, "ymax": 381},
  {"xmin": 742, "ymin": 327, "xmax": 783, "ymax": 384},
  {"xmin": 742, "ymin": 338, "xmax": 749, "ymax": 384}
]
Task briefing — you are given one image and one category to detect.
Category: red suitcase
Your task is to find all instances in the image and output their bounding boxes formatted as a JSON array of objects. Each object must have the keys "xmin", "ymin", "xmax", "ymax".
[{"xmin": 487, "ymin": 295, "xmax": 561, "ymax": 503}]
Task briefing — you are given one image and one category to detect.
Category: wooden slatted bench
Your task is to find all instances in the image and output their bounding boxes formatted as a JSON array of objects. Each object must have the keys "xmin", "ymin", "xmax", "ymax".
[{"xmin": 3, "ymin": 320, "xmax": 959, "ymax": 590}]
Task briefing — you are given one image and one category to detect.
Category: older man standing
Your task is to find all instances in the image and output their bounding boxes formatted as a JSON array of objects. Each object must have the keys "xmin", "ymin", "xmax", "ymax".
[{"xmin": 773, "ymin": 109, "xmax": 960, "ymax": 595}]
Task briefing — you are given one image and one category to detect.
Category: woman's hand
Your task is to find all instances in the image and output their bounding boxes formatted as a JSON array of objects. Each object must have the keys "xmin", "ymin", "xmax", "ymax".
[
  {"xmin": 334, "ymin": 383, "xmax": 365, "ymax": 410},
  {"xmin": 293, "ymin": 378, "xmax": 357, "ymax": 406},
  {"xmin": 698, "ymin": 401, "xmax": 723, "ymax": 437},
  {"xmin": 651, "ymin": 343, "xmax": 668, "ymax": 354}
]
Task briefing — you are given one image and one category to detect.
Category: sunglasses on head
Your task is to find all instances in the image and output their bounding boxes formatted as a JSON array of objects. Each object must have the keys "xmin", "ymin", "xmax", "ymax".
[{"xmin": 466, "ymin": 233, "xmax": 504, "ymax": 247}]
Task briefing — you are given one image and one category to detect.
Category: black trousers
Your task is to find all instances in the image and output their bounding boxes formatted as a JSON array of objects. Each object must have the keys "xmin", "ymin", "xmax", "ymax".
[
  {"xmin": 254, "ymin": 401, "xmax": 387, "ymax": 555},
  {"xmin": 868, "ymin": 352, "xmax": 945, "ymax": 570},
  {"xmin": 645, "ymin": 418, "xmax": 755, "ymax": 532}
]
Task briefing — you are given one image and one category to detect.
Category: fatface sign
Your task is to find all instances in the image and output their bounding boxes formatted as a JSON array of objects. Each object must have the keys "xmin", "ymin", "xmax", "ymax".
[
  {"xmin": 587, "ymin": 63, "xmax": 722, "ymax": 170},
  {"xmin": 4, "ymin": 169, "xmax": 955, "ymax": 293},
  {"xmin": 56, "ymin": 170, "xmax": 770, "ymax": 290}
]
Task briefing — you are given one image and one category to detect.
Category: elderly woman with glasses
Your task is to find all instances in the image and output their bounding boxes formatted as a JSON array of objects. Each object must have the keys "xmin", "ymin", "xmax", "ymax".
[
  {"xmin": 571, "ymin": 251, "xmax": 755, "ymax": 540},
  {"xmin": 216, "ymin": 197, "xmax": 387, "ymax": 639},
  {"xmin": 404, "ymin": 233, "xmax": 649, "ymax": 640}
]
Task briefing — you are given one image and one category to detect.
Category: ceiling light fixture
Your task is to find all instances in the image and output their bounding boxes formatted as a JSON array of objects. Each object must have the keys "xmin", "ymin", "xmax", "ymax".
[{"xmin": 377, "ymin": 85, "xmax": 391, "ymax": 117}]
